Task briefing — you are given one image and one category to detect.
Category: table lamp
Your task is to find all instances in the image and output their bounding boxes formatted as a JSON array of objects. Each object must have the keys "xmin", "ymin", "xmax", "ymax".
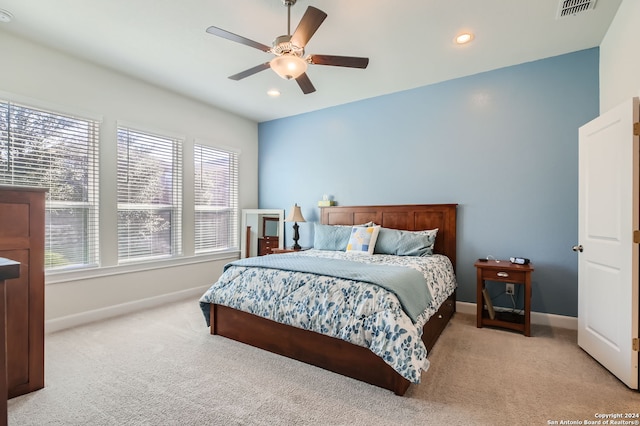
[{"xmin": 284, "ymin": 203, "xmax": 306, "ymax": 250}]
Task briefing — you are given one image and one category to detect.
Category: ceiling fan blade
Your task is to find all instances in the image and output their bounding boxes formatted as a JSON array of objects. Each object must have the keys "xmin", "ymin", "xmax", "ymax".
[
  {"xmin": 228, "ymin": 62, "xmax": 271, "ymax": 81},
  {"xmin": 295, "ymin": 73, "xmax": 316, "ymax": 94},
  {"xmin": 290, "ymin": 6, "xmax": 327, "ymax": 49},
  {"xmin": 206, "ymin": 26, "xmax": 271, "ymax": 52},
  {"xmin": 309, "ymin": 55, "xmax": 369, "ymax": 69}
]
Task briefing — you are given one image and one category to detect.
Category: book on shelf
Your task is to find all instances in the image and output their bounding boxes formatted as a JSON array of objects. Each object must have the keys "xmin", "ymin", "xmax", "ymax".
[{"xmin": 482, "ymin": 288, "xmax": 496, "ymax": 319}]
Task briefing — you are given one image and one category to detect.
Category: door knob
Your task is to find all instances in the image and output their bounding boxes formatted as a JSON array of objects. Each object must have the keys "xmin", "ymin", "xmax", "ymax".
[{"xmin": 572, "ymin": 244, "xmax": 583, "ymax": 252}]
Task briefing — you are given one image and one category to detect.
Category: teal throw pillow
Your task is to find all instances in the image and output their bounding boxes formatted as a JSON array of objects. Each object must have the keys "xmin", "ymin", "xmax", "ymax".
[
  {"xmin": 313, "ymin": 224, "xmax": 352, "ymax": 251},
  {"xmin": 374, "ymin": 228, "xmax": 438, "ymax": 256}
]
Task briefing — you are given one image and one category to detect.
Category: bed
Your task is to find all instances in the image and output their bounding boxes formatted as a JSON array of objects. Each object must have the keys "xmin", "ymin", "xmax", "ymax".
[{"xmin": 200, "ymin": 204, "xmax": 457, "ymax": 395}]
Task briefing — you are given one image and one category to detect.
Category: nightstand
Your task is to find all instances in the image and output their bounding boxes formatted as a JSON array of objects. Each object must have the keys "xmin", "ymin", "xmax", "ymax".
[
  {"xmin": 271, "ymin": 247, "xmax": 308, "ymax": 254},
  {"xmin": 475, "ymin": 260, "xmax": 534, "ymax": 336}
]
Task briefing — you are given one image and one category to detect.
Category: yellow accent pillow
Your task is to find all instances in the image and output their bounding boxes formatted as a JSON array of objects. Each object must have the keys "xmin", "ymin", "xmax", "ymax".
[{"xmin": 346, "ymin": 226, "xmax": 380, "ymax": 255}]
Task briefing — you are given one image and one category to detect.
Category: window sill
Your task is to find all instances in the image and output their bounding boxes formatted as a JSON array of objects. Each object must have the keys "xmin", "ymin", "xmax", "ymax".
[{"xmin": 45, "ymin": 250, "xmax": 240, "ymax": 285}]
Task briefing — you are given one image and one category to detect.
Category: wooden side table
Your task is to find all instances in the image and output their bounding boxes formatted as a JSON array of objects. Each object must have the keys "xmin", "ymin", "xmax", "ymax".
[{"xmin": 475, "ymin": 260, "xmax": 534, "ymax": 336}]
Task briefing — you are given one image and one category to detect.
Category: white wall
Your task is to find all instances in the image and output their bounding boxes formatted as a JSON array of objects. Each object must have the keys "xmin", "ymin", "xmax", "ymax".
[
  {"xmin": 0, "ymin": 32, "xmax": 259, "ymax": 331},
  {"xmin": 599, "ymin": 0, "xmax": 640, "ymax": 112}
]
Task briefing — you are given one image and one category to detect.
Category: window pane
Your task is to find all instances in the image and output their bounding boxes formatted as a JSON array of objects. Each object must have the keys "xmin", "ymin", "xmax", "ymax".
[
  {"xmin": 46, "ymin": 206, "xmax": 93, "ymax": 267},
  {"xmin": 194, "ymin": 144, "xmax": 238, "ymax": 253},
  {"xmin": 117, "ymin": 127, "xmax": 182, "ymax": 262},
  {"xmin": 117, "ymin": 208, "xmax": 172, "ymax": 260},
  {"xmin": 0, "ymin": 101, "xmax": 99, "ymax": 271},
  {"xmin": 195, "ymin": 209, "xmax": 234, "ymax": 250}
]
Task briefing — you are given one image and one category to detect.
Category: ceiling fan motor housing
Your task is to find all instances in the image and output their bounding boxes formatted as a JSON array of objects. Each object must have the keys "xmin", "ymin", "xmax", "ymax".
[{"xmin": 272, "ymin": 35, "xmax": 305, "ymax": 58}]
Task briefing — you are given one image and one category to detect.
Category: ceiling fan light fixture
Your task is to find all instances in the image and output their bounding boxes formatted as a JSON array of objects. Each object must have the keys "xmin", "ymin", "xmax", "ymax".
[{"xmin": 270, "ymin": 55, "xmax": 308, "ymax": 80}]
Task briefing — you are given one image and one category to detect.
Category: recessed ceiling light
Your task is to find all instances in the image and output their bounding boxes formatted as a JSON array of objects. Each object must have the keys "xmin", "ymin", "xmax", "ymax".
[
  {"xmin": 0, "ymin": 9, "xmax": 13, "ymax": 23},
  {"xmin": 267, "ymin": 89, "xmax": 281, "ymax": 97},
  {"xmin": 455, "ymin": 32, "xmax": 474, "ymax": 45}
]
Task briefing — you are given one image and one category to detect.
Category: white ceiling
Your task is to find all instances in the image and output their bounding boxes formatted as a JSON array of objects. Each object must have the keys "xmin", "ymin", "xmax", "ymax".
[{"xmin": 0, "ymin": 0, "xmax": 622, "ymax": 123}]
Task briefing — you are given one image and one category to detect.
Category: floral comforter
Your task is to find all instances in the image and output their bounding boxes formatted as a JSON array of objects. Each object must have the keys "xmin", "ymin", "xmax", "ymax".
[{"xmin": 199, "ymin": 249, "xmax": 457, "ymax": 383}]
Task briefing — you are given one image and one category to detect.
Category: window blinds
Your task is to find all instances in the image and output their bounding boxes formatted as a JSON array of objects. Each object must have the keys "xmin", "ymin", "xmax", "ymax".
[
  {"xmin": 0, "ymin": 100, "xmax": 100, "ymax": 270},
  {"xmin": 194, "ymin": 143, "xmax": 238, "ymax": 253},
  {"xmin": 117, "ymin": 127, "xmax": 182, "ymax": 262}
]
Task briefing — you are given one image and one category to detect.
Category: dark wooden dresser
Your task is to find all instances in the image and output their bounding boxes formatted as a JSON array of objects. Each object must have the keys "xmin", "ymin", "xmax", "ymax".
[
  {"xmin": 0, "ymin": 186, "xmax": 46, "ymax": 398},
  {"xmin": 0, "ymin": 258, "xmax": 20, "ymax": 425},
  {"xmin": 258, "ymin": 236, "xmax": 279, "ymax": 256}
]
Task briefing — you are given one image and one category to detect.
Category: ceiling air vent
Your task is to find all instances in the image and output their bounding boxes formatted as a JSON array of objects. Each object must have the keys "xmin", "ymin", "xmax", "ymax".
[{"xmin": 556, "ymin": 0, "xmax": 597, "ymax": 19}]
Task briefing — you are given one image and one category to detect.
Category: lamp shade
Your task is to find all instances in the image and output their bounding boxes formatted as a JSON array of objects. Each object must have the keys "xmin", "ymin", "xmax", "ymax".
[
  {"xmin": 270, "ymin": 55, "xmax": 308, "ymax": 80},
  {"xmin": 285, "ymin": 204, "xmax": 306, "ymax": 223}
]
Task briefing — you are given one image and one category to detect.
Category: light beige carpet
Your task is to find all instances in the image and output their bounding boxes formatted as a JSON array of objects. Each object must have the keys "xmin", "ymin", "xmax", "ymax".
[{"xmin": 8, "ymin": 299, "xmax": 640, "ymax": 425}]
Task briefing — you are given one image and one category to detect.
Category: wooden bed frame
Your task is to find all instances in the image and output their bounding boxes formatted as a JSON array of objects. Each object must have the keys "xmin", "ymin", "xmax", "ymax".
[{"xmin": 210, "ymin": 204, "xmax": 457, "ymax": 395}]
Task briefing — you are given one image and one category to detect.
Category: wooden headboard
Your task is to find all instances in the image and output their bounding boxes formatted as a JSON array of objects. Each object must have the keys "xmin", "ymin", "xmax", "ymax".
[{"xmin": 320, "ymin": 204, "xmax": 457, "ymax": 268}]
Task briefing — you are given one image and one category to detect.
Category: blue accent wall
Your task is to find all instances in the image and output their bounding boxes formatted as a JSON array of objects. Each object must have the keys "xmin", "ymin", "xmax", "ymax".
[{"xmin": 258, "ymin": 48, "xmax": 599, "ymax": 317}]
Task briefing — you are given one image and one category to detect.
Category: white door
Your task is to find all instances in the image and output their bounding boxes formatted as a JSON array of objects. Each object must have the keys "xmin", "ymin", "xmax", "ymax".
[{"xmin": 577, "ymin": 97, "xmax": 639, "ymax": 389}]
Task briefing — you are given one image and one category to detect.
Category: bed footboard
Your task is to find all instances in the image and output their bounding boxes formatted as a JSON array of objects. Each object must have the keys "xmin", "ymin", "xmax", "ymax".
[
  {"xmin": 210, "ymin": 303, "xmax": 411, "ymax": 395},
  {"xmin": 209, "ymin": 291, "xmax": 456, "ymax": 395}
]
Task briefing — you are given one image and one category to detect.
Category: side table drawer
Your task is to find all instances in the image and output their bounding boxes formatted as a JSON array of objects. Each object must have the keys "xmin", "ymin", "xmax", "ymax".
[{"xmin": 481, "ymin": 268, "xmax": 525, "ymax": 283}]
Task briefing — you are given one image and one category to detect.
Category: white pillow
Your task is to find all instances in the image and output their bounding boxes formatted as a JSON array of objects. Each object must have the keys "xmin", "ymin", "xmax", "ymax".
[{"xmin": 346, "ymin": 226, "xmax": 380, "ymax": 255}]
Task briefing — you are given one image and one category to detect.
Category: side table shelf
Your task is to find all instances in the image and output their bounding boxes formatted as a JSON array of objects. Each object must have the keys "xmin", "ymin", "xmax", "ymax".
[{"xmin": 475, "ymin": 260, "xmax": 534, "ymax": 336}]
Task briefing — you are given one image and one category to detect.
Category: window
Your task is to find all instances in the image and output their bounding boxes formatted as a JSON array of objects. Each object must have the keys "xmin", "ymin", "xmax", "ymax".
[
  {"xmin": 194, "ymin": 144, "xmax": 238, "ymax": 253},
  {"xmin": 0, "ymin": 100, "xmax": 100, "ymax": 271},
  {"xmin": 117, "ymin": 126, "xmax": 182, "ymax": 262}
]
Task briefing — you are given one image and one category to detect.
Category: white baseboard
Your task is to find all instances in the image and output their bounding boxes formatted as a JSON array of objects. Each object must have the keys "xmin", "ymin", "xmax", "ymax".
[
  {"xmin": 456, "ymin": 301, "xmax": 578, "ymax": 330},
  {"xmin": 46, "ymin": 293, "xmax": 578, "ymax": 334},
  {"xmin": 45, "ymin": 285, "xmax": 210, "ymax": 334}
]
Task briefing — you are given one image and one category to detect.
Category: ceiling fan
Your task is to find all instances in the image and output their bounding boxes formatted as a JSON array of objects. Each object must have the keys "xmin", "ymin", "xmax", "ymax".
[{"xmin": 206, "ymin": 0, "xmax": 369, "ymax": 94}]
